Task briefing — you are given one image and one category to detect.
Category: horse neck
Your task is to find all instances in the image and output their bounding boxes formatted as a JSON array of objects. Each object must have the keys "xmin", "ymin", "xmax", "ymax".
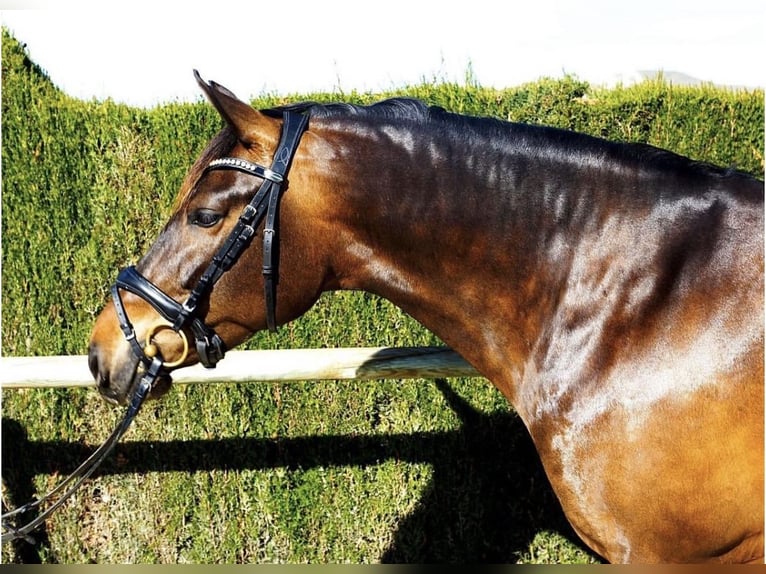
[
  {"xmin": 311, "ymin": 116, "xmax": 763, "ymax": 410},
  {"xmin": 316, "ymin": 120, "xmax": 598, "ymax": 397}
]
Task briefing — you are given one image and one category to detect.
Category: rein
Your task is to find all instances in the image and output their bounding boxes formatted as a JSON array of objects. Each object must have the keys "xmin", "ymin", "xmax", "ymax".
[
  {"xmin": 1, "ymin": 111, "xmax": 308, "ymax": 544},
  {"xmin": 2, "ymin": 370, "xmax": 154, "ymax": 543}
]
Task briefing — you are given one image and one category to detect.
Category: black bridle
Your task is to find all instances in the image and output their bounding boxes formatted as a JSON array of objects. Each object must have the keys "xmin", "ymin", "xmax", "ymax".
[
  {"xmin": 1, "ymin": 111, "xmax": 308, "ymax": 544},
  {"xmin": 113, "ymin": 111, "xmax": 308, "ymax": 373}
]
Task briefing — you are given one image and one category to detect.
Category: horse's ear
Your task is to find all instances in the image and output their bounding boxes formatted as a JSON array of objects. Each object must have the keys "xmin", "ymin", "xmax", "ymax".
[{"xmin": 193, "ymin": 70, "xmax": 278, "ymax": 149}]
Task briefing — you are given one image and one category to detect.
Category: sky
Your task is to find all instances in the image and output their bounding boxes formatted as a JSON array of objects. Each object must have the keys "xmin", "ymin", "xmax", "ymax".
[{"xmin": 1, "ymin": 0, "xmax": 764, "ymax": 108}]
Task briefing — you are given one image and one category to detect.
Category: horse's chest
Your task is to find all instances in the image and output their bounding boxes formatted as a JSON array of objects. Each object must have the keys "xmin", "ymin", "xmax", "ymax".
[{"xmin": 516, "ymin": 351, "xmax": 760, "ymax": 562}]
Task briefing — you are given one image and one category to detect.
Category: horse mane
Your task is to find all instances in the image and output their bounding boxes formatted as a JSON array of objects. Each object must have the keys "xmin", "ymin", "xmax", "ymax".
[
  {"xmin": 174, "ymin": 98, "xmax": 758, "ymax": 214},
  {"xmin": 263, "ymin": 97, "xmax": 437, "ymax": 122},
  {"xmin": 267, "ymin": 97, "xmax": 756, "ymax": 183}
]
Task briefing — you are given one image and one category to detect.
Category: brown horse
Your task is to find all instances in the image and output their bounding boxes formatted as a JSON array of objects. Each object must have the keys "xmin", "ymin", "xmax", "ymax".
[{"xmin": 88, "ymin": 73, "xmax": 764, "ymax": 563}]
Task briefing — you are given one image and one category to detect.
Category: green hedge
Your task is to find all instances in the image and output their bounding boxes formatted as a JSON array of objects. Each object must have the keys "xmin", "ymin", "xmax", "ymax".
[
  {"xmin": 2, "ymin": 28, "xmax": 763, "ymax": 358},
  {"xmin": 1, "ymin": 28, "xmax": 763, "ymax": 564}
]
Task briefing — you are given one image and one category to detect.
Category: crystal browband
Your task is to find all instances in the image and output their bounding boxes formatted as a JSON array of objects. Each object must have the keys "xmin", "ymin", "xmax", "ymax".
[{"xmin": 207, "ymin": 157, "xmax": 284, "ymax": 184}]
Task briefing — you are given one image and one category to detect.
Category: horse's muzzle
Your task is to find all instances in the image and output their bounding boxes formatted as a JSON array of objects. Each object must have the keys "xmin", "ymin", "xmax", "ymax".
[{"xmin": 88, "ymin": 341, "xmax": 172, "ymax": 406}]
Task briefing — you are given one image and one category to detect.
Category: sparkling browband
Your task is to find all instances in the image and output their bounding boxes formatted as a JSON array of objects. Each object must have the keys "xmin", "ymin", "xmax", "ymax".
[{"xmin": 207, "ymin": 157, "xmax": 284, "ymax": 184}]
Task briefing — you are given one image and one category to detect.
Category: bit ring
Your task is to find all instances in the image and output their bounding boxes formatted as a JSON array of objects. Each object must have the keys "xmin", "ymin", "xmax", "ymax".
[{"xmin": 144, "ymin": 323, "xmax": 189, "ymax": 368}]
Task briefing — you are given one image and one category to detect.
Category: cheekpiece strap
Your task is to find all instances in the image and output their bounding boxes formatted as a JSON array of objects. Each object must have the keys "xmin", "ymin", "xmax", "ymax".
[{"xmin": 262, "ymin": 112, "xmax": 309, "ymax": 332}]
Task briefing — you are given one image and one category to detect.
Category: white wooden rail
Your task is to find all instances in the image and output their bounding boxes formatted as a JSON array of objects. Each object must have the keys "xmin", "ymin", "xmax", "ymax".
[{"xmin": 0, "ymin": 347, "xmax": 481, "ymax": 389}]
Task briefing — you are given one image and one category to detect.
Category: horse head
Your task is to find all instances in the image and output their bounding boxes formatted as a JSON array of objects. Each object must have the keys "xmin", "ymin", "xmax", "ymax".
[{"xmin": 88, "ymin": 72, "xmax": 334, "ymax": 405}]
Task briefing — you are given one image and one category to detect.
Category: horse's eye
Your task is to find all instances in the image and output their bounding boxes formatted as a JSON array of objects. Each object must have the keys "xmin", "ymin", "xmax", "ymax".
[{"xmin": 189, "ymin": 209, "xmax": 223, "ymax": 228}]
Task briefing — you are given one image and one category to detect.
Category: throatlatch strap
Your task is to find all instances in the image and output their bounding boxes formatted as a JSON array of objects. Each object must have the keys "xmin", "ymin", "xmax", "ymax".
[{"xmin": 263, "ymin": 112, "xmax": 309, "ymax": 332}]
